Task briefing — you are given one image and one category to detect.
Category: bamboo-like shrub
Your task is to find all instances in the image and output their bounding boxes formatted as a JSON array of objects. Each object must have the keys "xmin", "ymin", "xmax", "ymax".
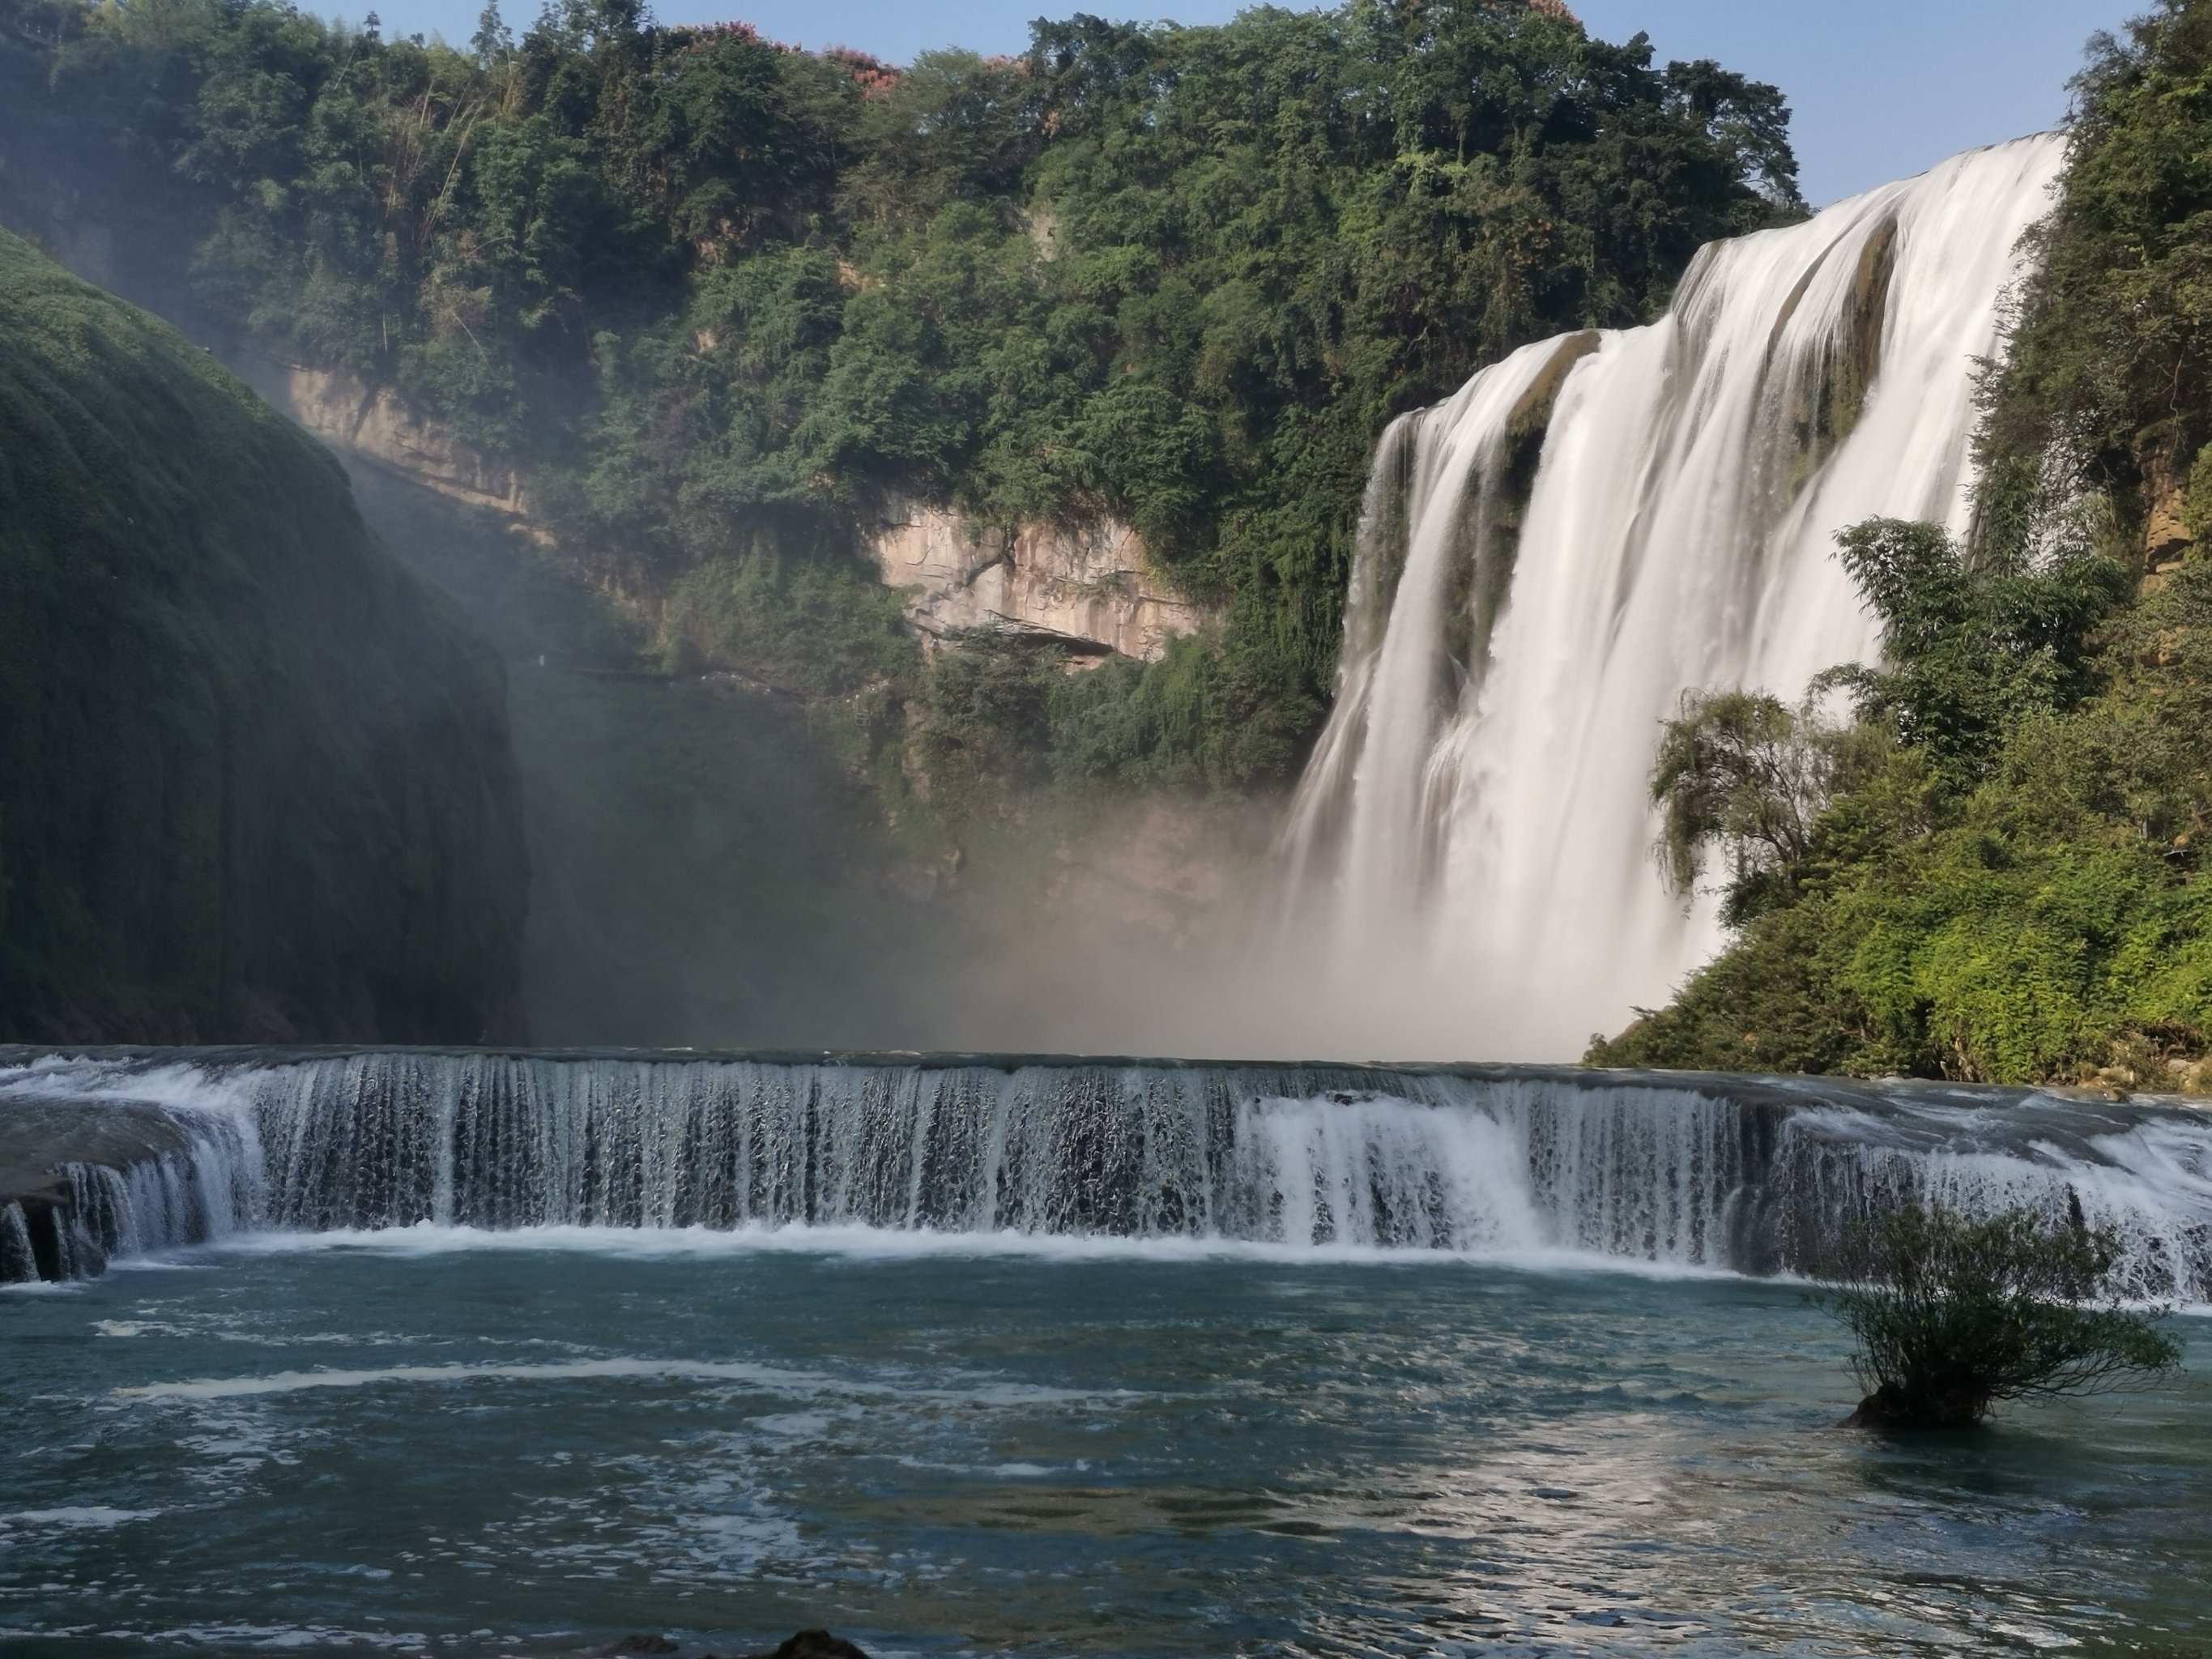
[{"xmin": 1819, "ymin": 1201, "xmax": 2183, "ymax": 1428}]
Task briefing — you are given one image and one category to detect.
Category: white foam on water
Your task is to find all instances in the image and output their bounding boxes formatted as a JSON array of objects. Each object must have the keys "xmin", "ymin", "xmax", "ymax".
[
  {"xmin": 113, "ymin": 1350, "xmax": 1129, "ymax": 1410},
  {"xmin": 113, "ymin": 1357, "xmax": 867, "ymax": 1403},
  {"xmin": 0, "ymin": 1056, "xmax": 259, "ymax": 1131},
  {"xmin": 10, "ymin": 1049, "xmax": 2211, "ymax": 1299},
  {"xmin": 0, "ymin": 1055, "xmax": 262, "ymax": 1286},
  {"xmin": 190, "ymin": 1218, "xmax": 1747, "ymax": 1281},
  {"xmin": 130, "ymin": 1624, "xmax": 437, "ymax": 1653},
  {"xmin": 1, "ymin": 1507, "xmax": 159, "ymax": 1529}
]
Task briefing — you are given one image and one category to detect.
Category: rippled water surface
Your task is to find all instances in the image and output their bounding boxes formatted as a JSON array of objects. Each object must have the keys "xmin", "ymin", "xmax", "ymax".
[{"xmin": 4, "ymin": 1231, "xmax": 2209, "ymax": 1657}]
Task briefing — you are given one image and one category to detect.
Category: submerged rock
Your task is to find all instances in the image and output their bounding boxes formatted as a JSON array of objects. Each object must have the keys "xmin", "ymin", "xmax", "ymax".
[
  {"xmin": 592, "ymin": 1632, "xmax": 872, "ymax": 1659},
  {"xmin": 1843, "ymin": 1381, "xmax": 1981, "ymax": 1431},
  {"xmin": 752, "ymin": 1635, "xmax": 873, "ymax": 1659}
]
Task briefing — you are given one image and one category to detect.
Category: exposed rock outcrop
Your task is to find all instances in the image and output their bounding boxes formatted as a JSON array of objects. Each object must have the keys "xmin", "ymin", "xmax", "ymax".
[
  {"xmin": 585, "ymin": 1627, "xmax": 873, "ymax": 1659},
  {"xmin": 0, "ymin": 1079, "xmax": 249, "ymax": 1284},
  {"xmin": 226, "ymin": 350, "xmax": 535, "ymax": 526},
  {"xmin": 231, "ymin": 356, "xmax": 1202, "ymax": 666},
  {"xmin": 867, "ymin": 498, "xmax": 1210, "ymax": 660}
]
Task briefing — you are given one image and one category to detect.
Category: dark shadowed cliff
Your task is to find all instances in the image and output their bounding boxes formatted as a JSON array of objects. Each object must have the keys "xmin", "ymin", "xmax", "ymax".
[{"xmin": 0, "ymin": 228, "xmax": 527, "ymax": 1042}]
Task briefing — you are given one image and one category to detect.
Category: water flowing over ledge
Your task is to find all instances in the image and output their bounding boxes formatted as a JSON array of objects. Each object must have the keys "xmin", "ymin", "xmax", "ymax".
[
  {"xmin": 2, "ymin": 1047, "xmax": 2207, "ymax": 1300},
  {"xmin": 1276, "ymin": 135, "xmax": 2070, "ymax": 1060}
]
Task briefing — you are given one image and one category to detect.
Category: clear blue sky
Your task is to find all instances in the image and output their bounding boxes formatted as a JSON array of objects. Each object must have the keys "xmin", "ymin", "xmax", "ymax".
[{"xmin": 360, "ymin": 0, "xmax": 2142, "ymax": 207}]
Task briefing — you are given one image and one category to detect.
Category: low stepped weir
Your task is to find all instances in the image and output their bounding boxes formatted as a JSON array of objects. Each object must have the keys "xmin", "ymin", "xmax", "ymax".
[{"xmin": 3, "ymin": 1048, "xmax": 2208, "ymax": 1299}]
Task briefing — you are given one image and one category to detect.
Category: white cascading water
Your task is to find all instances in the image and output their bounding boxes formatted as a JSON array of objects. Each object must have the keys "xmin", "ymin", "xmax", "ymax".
[
  {"xmin": 1276, "ymin": 135, "xmax": 2069, "ymax": 1060},
  {"xmin": 6, "ymin": 1048, "xmax": 2210, "ymax": 1299},
  {"xmin": 0, "ymin": 1075, "xmax": 254, "ymax": 1284}
]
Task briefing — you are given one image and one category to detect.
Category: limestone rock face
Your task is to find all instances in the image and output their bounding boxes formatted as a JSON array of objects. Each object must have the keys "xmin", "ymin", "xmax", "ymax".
[
  {"xmin": 2141, "ymin": 438, "xmax": 2193, "ymax": 568},
  {"xmin": 867, "ymin": 498, "xmax": 1210, "ymax": 660},
  {"xmin": 232, "ymin": 360, "xmax": 1209, "ymax": 664},
  {"xmin": 228, "ymin": 351, "xmax": 533, "ymax": 525}
]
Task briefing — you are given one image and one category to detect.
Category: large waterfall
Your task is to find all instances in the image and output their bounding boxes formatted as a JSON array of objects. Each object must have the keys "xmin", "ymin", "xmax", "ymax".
[
  {"xmin": 1276, "ymin": 136, "xmax": 2068, "ymax": 1060},
  {"xmin": 5, "ymin": 1047, "xmax": 2208, "ymax": 1300}
]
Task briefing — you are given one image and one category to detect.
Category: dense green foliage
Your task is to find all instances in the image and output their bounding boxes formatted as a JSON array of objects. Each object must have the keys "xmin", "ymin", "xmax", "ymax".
[
  {"xmin": 0, "ymin": 226, "xmax": 527, "ymax": 1041},
  {"xmin": 1821, "ymin": 1202, "xmax": 2181, "ymax": 1429},
  {"xmin": 1596, "ymin": 514, "xmax": 2212, "ymax": 1081},
  {"xmin": 1977, "ymin": 0, "xmax": 2212, "ymax": 562},
  {"xmin": 1595, "ymin": 3, "xmax": 2212, "ymax": 1086},
  {"xmin": 0, "ymin": 0, "xmax": 1799, "ymax": 803},
  {"xmin": 1651, "ymin": 686, "xmax": 1878, "ymax": 927}
]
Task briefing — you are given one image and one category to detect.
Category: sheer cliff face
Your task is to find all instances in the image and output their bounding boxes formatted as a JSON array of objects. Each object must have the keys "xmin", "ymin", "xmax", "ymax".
[
  {"xmin": 866, "ymin": 500, "xmax": 1209, "ymax": 661},
  {"xmin": 0, "ymin": 230, "xmax": 529, "ymax": 1044},
  {"xmin": 231, "ymin": 349, "xmax": 1209, "ymax": 665}
]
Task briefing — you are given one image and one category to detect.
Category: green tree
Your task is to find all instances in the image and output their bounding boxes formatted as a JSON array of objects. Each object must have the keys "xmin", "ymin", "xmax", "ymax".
[
  {"xmin": 1651, "ymin": 686, "xmax": 1874, "ymax": 923},
  {"xmin": 1821, "ymin": 1201, "xmax": 2182, "ymax": 1429},
  {"xmin": 1827, "ymin": 518, "xmax": 2125, "ymax": 786},
  {"xmin": 1977, "ymin": 0, "xmax": 2212, "ymax": 558},
  {"xmin": 1593, "ymin": 511, "xmax": 2190, "ymax": 1085}
]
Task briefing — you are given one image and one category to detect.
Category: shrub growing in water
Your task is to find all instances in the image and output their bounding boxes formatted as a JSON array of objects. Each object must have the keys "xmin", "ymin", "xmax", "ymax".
[{"xmin": 1818, "ymin": 1201, "xmax": 2181, "ymax": 1429}]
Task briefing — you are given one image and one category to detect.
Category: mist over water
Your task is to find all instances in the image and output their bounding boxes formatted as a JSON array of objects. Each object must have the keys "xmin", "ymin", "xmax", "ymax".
[
  {"xmin": 312, "ymin": 139, "xmax": 2069, "ymax": 1064},
  {"xmin": 9, "ymin": 42, "xmax": 2210, "ymax": 1658},
  {"xmin": 343, "ymin": 470, "xmax": 955, "ymax": 1051},
  {"xmin": 296, "ymin": 135, "xmax": 2073, "ymax": 1067}
]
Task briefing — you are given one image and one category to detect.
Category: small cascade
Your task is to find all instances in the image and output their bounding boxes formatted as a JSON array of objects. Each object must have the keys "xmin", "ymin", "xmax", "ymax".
[
  {"xmin": 1276, "ymin": 135, "xmax": 2069, "ymax": 1060},
  {"xmin": 0, "ymin": 1201, "xmax": 36, "ymax": 1282},
  {"xmin": 0, "ymin": 1068, "xmax": 255, "ymax": 1284},
  {"xmin": 4, "ymin": 1048, "xmax": 2209, "ymax": 1299}
]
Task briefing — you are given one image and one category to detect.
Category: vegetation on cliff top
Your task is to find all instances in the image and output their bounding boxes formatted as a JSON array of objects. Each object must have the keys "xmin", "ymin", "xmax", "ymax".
[
  {"xmin": 0, "ymin": 225, "xmax": 527, "ymax": 1043},
  {"xmin": 0, "ymin": 0, "xmax": 1800, "ymax": 808},
  {"xmin": 1593, "ymin": 0, "xmax": 2212, "ymax": 1087}
]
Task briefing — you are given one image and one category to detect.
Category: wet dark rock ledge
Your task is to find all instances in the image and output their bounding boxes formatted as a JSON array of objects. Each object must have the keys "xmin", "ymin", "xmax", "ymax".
[{"xmin": 0, "ymin": 1094, "xmax": 206, "ymax": 1284}]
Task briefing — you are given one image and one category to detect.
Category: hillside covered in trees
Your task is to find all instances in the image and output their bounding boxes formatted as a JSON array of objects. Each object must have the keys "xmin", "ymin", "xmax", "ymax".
[
  {"xmin": 0, "ymin": 0, "xmax": 1800, "ymax": 819},
  {"xmin": 0, "ymin": 226, "xmax": 526, "ymax": 1043},
  {"xmin": 1593, "ymin": 0, "xmax": 2212, "ymax": 1088}
]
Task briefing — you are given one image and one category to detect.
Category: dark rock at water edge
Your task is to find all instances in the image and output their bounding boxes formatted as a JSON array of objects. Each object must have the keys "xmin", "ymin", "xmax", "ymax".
[
  {"xmin": 0, "ymin": 228, "xmax": 528, "ymax": 1045},
  {"xmin": 0, "ymin": 1091, "xmax": 245, "ymax": 1284},
  {"xmin": 757, "ymin": 1635, "xmax": 872, "ymax": 1659},
  {"xmin": 597, "ymin": 1631, "xmax": 872, "ymax": 1659},
  {"xmin": 1843, "ymin": 1381, "xmax": 1981, "ymax": 1431}
]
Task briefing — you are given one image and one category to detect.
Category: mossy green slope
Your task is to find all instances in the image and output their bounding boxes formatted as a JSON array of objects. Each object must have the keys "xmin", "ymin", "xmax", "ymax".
[{"xmin": 0, "ymin": 228, "xmax": 526, "ymax": 1042}]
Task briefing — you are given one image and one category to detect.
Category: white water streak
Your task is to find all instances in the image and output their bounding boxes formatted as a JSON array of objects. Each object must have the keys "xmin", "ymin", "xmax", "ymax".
[
  {"xmin": 6, "ymin": 1049, "xmax": 2208, "ymax": 1299},
  {"xmin": 1279, "ymin": 136, "xmax": 2069, "ymax": 1060}
]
